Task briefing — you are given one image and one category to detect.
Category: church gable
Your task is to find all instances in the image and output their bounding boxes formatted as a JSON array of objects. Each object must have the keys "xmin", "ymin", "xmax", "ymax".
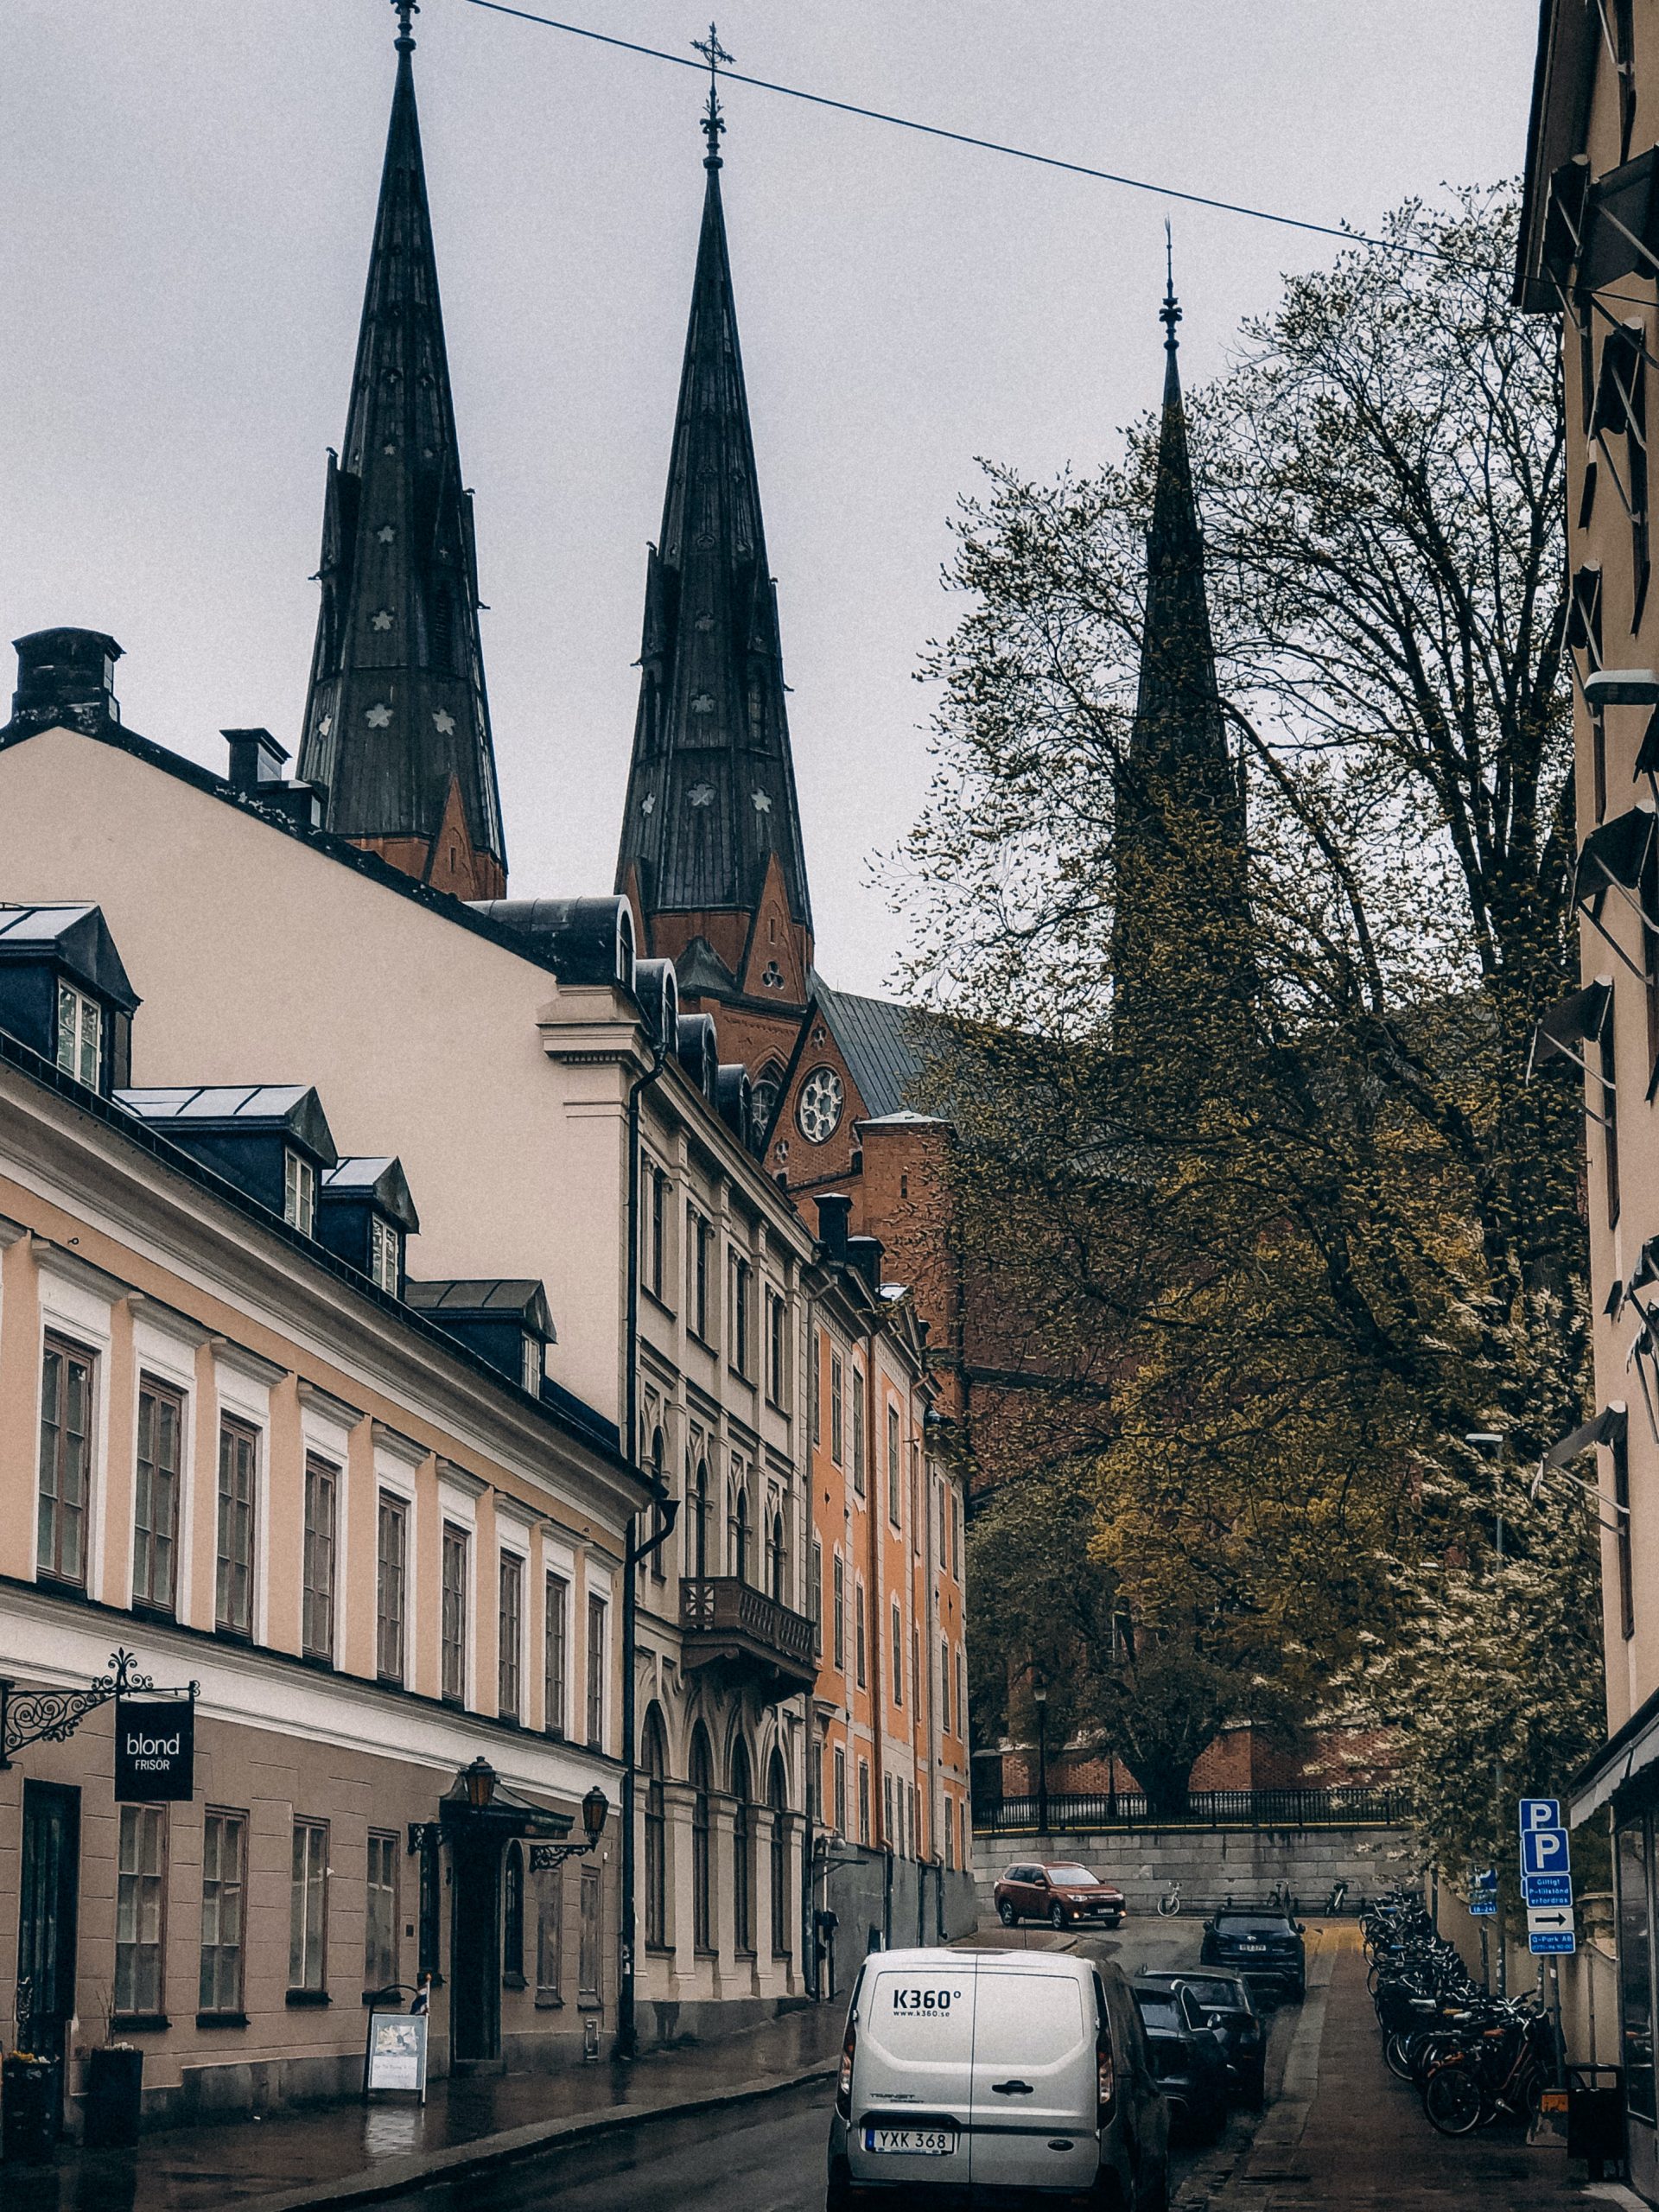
[{"xmin": 737, "ymin": 853, "xmax": 809, "ymax": 1006}]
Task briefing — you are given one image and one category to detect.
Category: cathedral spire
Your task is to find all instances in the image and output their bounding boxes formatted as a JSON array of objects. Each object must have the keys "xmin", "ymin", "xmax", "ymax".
[
  {"xmin": 297, "ymin": 0, "xmax": 506, "ymax": 901},
  {"xmin": 1114, "ymin": 261, "xmax": 1248, "ymax": 1022},
  {"xmin": 615, "ymin": 44, "xmax": 814, "ymax": 1007}
]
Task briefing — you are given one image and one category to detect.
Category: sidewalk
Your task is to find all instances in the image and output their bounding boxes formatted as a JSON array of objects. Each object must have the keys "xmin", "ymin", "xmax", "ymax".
[
  {"xmin": 1179, "ymin": 1925, "xmax": 1586, "ymax": 2209},
  {"xmin": 0, "ymin": 2005, "xmax": 845, "ymax": 2212}
]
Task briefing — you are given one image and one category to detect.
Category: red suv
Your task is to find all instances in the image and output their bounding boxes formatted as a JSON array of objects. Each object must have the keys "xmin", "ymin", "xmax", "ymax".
[{"xmin": 994, "ymin": 1859, "xmax": 1126, "ymax": 1929}]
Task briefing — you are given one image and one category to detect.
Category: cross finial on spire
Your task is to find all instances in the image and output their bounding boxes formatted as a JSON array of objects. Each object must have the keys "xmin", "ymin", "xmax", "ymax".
[
  {"xmin": 1160, "ymin": 219, "xmax": 1182, "ymax": 348},
  {"xmin": 391, "ymin": 0, "xmax": 417, "ymax": 52},
  {"xmin": 693, "ymin": 22, "xmax": 733, "ymax": 167}
]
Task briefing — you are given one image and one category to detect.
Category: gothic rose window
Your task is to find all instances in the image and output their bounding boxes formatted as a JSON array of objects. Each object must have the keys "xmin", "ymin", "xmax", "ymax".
[{"xmin": 797, "ymin": 1065, "xmax": 844, "ymax": 1144}]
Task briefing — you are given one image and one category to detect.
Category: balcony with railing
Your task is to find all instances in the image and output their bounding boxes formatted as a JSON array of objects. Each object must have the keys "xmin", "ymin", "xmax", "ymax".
[{"xmin": 679, "ymin": 1577, "xmax": 817, "ymax": 1702}]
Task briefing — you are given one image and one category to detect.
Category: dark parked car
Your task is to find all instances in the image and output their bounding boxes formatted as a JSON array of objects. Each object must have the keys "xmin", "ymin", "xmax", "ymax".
[
  {"xmin": 1136, "ymin": 1967, "xmax": 1266, "ymax": 2107},
  {"xmin": 1131, "ymin": 1978, "xmax": 1230, "ymax": 2144},
  {"xmin": 993, "ymin": 1859, "xmax": 1127, "ymax": 1929},
  {"xmin": 1199, "ymin": 1906, "xmax": 1306, "ymax": 2000}
]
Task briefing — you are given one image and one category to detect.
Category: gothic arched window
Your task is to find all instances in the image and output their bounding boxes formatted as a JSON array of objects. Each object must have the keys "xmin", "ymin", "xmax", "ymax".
[
  {"xmin": 768, "ymin": 1750, "xmax": 790, "ymax": 1957},
  {"xmin": 731, "ymin": 1738, "xmax": 753, "ymax": 1956},
  {"xmin": 690, "ymin": 1724, "xmax": 713, "ymax": 1952}
]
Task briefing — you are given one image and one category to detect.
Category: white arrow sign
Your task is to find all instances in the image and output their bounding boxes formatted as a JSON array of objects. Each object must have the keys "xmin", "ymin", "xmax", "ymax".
[{"xmin": 1526, "ymin": 1906, "xmax": 1574, "ymax": 1933}]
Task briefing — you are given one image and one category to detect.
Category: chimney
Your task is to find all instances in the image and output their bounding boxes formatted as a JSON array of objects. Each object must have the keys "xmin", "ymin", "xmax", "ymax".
[
  {"xmin": 10, "ymin": 628, "xmax": 122, "ymax": 732},
  {"xmin": 847, "ymin": 1234, "xmax": 884, "ymax": 1288},
  {"xmin": 222, "ymin": 728, "xmax": 290, "ymax": 791},
  {"xmin": 816, "ymin": 1193, "xmax": 852, "ymax": 1262}
]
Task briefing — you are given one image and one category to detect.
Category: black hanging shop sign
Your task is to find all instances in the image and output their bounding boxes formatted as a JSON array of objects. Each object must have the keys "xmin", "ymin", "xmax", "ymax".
[
  {"xmin": 0, "ymin": 1649, "xmax": 198, "ymax": 1798},
  {"xmin": 114, "ymin": 1694, "xmax": 195, "ymax": 1802}
]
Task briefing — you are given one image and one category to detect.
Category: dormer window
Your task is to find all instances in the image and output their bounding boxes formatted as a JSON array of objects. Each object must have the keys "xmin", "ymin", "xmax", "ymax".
[
  {"xmin": 283, "ymin": 1149, "xmax": 316, "ymax": 1237},
  {"xmin": 369, "ymin": 1213, "xmax": 402, "ymax": 1296},
  {"xmin": 522, "ymin": 1335, "xmax": 543, "ymax": 1394},
  {"xmin": 55, "ymin": 981, "xmax": 101, "ymax": 1086}
]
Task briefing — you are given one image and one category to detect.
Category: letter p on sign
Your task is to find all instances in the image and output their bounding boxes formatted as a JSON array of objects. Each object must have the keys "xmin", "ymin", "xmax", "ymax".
[
  {"xmin": 1519, "ymin": 1798, "xmax": 1562, "ymax": 1832},
  {"xmin": 1521, "ymin": 1826, "xmax": 1571, "ymax": 1877}
]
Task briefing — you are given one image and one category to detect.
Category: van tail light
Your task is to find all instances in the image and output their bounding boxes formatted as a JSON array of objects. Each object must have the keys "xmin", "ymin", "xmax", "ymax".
[
  {"xmin": 1096, "ymin": 2037, "xmax": 1116, "ymax": 2126},
  {"xmin": 837, "ymin": 2022, "xmax": 856, "ymax": 2118}
]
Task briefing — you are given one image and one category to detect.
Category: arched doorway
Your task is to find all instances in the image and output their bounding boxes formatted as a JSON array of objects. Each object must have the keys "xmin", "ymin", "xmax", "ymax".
[
  {"xmin": 731, "ymin": 1738, "xmax": 753, "ymax": 1955},
  {"xmin": 643, "ymin": 1708, "xmax": 668, "ymax": 1951},
  {"xmin": 690, "ymin": 1724, "xmax": 713, "ymax": 1953},
  {"xmin": 768, "ymin": 1750, "xmax": 790, "ymax": 1957}
]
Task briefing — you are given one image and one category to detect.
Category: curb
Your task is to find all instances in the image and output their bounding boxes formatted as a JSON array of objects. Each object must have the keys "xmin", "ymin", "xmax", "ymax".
[{"xmin": 236, "ymin": 2058, "xmax": 838, "ymax": 2212}]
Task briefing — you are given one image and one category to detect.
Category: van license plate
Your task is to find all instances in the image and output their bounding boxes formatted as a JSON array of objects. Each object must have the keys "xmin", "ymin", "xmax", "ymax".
[{"xmin": 865, "ymin": 2128, "xmax": 955, "ymax": 2155}]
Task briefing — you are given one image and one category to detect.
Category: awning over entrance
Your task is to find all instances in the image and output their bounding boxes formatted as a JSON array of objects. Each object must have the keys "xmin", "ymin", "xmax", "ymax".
[{"xmin": 1571, "ymin": 1674, "xmax": 1659, "ymax": 1826}]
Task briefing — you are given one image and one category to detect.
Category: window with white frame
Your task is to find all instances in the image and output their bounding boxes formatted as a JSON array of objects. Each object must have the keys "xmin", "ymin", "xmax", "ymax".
[
  {"xmin": 199, "ymin": 1810, "xmax": 245, "ymax": 2015},
  {"xmin": 852, "ymin": 1374, "xmax": 865, "ymax": 1496},
  {"xmin": 544, "ymin": 1571, "xmax": 569, "ymax": 1739},
  {"xmin": 892, "ymin": 1599, "xmax": 904, "ymax": 1706},
  {"xmin": 441, "ymin": 1522, "xmax": 468, "ymax": 1704},
  {"xmin": 499, "ymin": 1553, "xmax": 524, "ymax": 1723},
  {"xmin": 858, "ymin": 1759, "xmax": 871, "ymax": 1845},
  {"xmin": 830, "ymin": 1353, "xmax": 844, "ymax": 1465},
  {"xmin": 766, "ymin": 1290, "xmax": 788, "ymax": 1407},
  {"xmin": 289, "ymin": 1818, "xmax": 328, "ymax": 1993},
  {"xmin": 730, "ymin": 1252, "xmax": 753, "ymax": 1377},
  {"xmin": 369, "ymin": 1213, "xmax": 401, "ymax": 1295},
  {"xmin": 834, "ymin": 1745, "xmax": 848, "ymax": 1836},
  {"xmin": 832, "ymin": 1552, "xmax": 846, "ymax": 1671},
  {"xmin": 39, "ymin": 1334, "xmax": 94, "ymax": 1588},
  {"xmin": 522, "ymin": 1335, "xmax": 543, "ymax": 1394},
  {"xmin": 365, "ymin": 1830, "xmax": 398, "ymax": 1995},
  {"xmin": 55, "ymin": 978, "xmax": 102, "ymax": 1085},
  {"xmin": 887, "ymin": 1404, "xmax": 901, "ymax": 1525},
  {"xmin": 283, "ymin": 1149, "xmax": 316, "ymax": 1237},
  {"xmin": 116, "ymin": 1803, "xmax": 166, "ymax": 2016},
  {"xmin": 302, "ymin": 1453, "xmax": 337, "ymax": 1661},
  {"xmin": 585, "ymin": 1592, "xmax": 607, "ymax": 1749},
  {"xmin": 376, "ymin": 1492, "xmax": 407, "ymax": 1684},
  {"xmin": 133, "ymin": 1375, "xmax": 182, "ymax": 1613},
  {"xmin": 216, "ymin": 1417, "xmax": 257, "ymax": 1637}
]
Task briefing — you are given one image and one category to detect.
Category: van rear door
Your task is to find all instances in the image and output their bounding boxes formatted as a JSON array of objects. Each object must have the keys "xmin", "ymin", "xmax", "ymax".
[
  {"xmin": 846, "ymin": 1957, "xmax": 975, "ymax": 2190},
  {"xmin": 967, "ymin": 1964, "xmax": 1099, "ymax": 2195}
]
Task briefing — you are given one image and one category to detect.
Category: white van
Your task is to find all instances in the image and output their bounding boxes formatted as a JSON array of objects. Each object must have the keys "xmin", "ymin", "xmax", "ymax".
[{"xmin": 826, "ymin": 1946, "xmax": 1169, "ymax": 2209}]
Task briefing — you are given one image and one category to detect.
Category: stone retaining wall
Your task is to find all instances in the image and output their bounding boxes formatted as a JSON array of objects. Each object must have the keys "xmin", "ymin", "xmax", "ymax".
[{"xmin": 973, "ymin": 1823, "xmax": 1419, "ymax": 1916}]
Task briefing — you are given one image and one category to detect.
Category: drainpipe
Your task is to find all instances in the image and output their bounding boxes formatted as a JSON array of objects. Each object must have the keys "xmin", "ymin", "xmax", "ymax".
[{"xmin": 618, "ymin": 1038, "xmax": 672, "ymax": 2062}]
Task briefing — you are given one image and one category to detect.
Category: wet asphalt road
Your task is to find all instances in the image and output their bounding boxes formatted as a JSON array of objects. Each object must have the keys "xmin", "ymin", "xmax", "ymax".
[{"xmin": 390, "ymin": 1915, "xmax": 1280, "ymax": 2209}]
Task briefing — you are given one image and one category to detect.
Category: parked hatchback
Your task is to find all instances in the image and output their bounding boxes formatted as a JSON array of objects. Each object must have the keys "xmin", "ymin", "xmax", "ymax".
[
  {"xmin": 827, "ymin": 1946, "xmax": 1169, "ymax": 2209},
  {"xmin": 1130, "ymin": 1979, "xmax": 1230, "ymax": 2145},
  {"xmin": 995, "ymin": 1859, "xmax": 1128, "ymax": 1929},
  {"xmin": 1198, "ymin": 1907, "xmax": 1306, "ymax": 2000},
  {"xmin": 1135, "ymin": 1968, "xmax": 1265, "ymax": 2107}
]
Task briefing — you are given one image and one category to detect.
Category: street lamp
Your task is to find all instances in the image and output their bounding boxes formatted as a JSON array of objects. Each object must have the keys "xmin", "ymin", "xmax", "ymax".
[
  {"xmin": 1033, "ymin": 1684, "xmax": 1051, "ymax": 1841},
  {"xmin": 462, "ymin": 1757, "xmax": 497, "ymax": 1811},
  {"xmin": 582, "ymin": 1785, "xmax": 610, "ymax": 1844}
]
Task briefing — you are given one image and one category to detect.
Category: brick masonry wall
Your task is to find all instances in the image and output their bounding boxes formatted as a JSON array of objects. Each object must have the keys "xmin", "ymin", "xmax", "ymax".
[{"xmin": 973, "ymin": 1823, "xmax": 1420, "ymax": 1916}]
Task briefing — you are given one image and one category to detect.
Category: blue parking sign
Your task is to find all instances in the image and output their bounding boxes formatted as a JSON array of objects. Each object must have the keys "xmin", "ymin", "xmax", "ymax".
[
  {"xmin": 1519, "ymin": 1799, "xmax": 1562, "ymax": 1833},
  {"xmin": 1520, "ymin": 1826, "xmax": 1571, "ymax": 1877}
]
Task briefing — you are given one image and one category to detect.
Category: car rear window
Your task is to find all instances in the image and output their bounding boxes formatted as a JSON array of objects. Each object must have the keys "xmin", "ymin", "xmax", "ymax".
[
  {"xmin": 1046, "ymin": 1865, "xmax": 1099, "ymax": 1886},
  {"xmin": 1183, "ymin": 1976, "xmax": 1253, "ymax": 2011},
  {"xmin": 1216, "ymin": 1914, "xmax": 1294, "ymax": 1933},
  {"xmin": 973, "ymin": 1974, "xmax": 1085, "ymax": 2071}
]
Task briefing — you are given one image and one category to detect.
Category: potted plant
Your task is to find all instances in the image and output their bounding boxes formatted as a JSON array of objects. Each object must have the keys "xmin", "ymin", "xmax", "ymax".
[
  {"xmin": 83, "ymin": 1991, "xmax": 143, "ymax": 2150},
  {"xmin": 3, "ymin": 2048, "xmax": 59, "ymax": 2165}
]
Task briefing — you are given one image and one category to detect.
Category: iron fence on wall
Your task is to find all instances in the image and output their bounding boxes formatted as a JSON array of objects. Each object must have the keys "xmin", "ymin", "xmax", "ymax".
[{"xmin": 975, "ymin": 1784, "xmax": 1405, "ymax": 1834}]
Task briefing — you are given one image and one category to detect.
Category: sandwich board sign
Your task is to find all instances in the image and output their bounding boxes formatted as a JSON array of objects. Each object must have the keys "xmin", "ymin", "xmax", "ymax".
[{"xmin": 364, "ymin": 2010, "xmax": 429, "ymax": 2101}]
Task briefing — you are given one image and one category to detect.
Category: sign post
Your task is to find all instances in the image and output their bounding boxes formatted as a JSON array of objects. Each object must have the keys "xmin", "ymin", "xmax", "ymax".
[{"xmin": 1518, "ymin": 1800, "xmax": 1576, "ymax": 1961}]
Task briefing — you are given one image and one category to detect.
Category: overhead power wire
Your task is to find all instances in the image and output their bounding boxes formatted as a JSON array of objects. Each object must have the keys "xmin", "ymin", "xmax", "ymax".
[{"xmin": 461, "ymin": 0, "xmax": 1448, "ymax": 264}]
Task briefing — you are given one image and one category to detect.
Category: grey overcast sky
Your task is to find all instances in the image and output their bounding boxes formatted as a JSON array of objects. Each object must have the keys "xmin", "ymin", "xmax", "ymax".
[{"xmin": 3, "ymin": 1, "xmax": 1535, "ymax": 995}]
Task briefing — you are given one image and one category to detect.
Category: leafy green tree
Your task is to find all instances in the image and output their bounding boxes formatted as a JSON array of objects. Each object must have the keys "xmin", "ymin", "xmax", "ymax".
[{"xmin": 909, "ymin": 189, "xmax": 1601, "ymax": 1847}]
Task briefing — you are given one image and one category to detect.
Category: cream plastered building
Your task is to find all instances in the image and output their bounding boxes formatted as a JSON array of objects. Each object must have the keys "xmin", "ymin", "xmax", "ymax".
[
  {"xmin": 1521, "ymin": 7, "xmax": 1659, "ymax": 2198},
  {"xmin": 0, "ymin": 645, "xmax": 824, "ymax": 2056},
  {"xmin": 0, "ymin": 899, "xmax": 645, "ymax": 2124}
]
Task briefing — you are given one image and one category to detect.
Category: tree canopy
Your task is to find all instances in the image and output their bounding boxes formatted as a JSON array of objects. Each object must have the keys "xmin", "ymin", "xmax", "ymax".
[{"xmin": 900, "ymin": 189, "xmax": 1601, "ymax": 1844}]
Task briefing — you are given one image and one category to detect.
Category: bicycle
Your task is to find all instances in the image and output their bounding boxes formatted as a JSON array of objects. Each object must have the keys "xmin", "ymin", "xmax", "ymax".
[
  {"xmin": 1156, "ymin": 1880, "xmax": 1183, "ymax": 1918},
  {"xmin": 1267, "ymin": 1880, "xmax": 1295, "ymax": 1915},
  {"xmin": 1325, "ymin": 1879, "xmax": 1350, "ymax": 1914}
]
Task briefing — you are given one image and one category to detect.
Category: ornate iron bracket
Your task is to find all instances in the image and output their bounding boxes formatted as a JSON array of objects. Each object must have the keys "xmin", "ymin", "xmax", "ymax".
[
  {"xmin": 407, "ymin": 1822, "xmax": 442, "ymax": 1857},
  {"xmin": 528, "ymin": 1840, "xmax": 599, "ymax": 1875},
  {"xmin": 0, "ymin": 1648, "xmax": 195, "ymax": 1770}
]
